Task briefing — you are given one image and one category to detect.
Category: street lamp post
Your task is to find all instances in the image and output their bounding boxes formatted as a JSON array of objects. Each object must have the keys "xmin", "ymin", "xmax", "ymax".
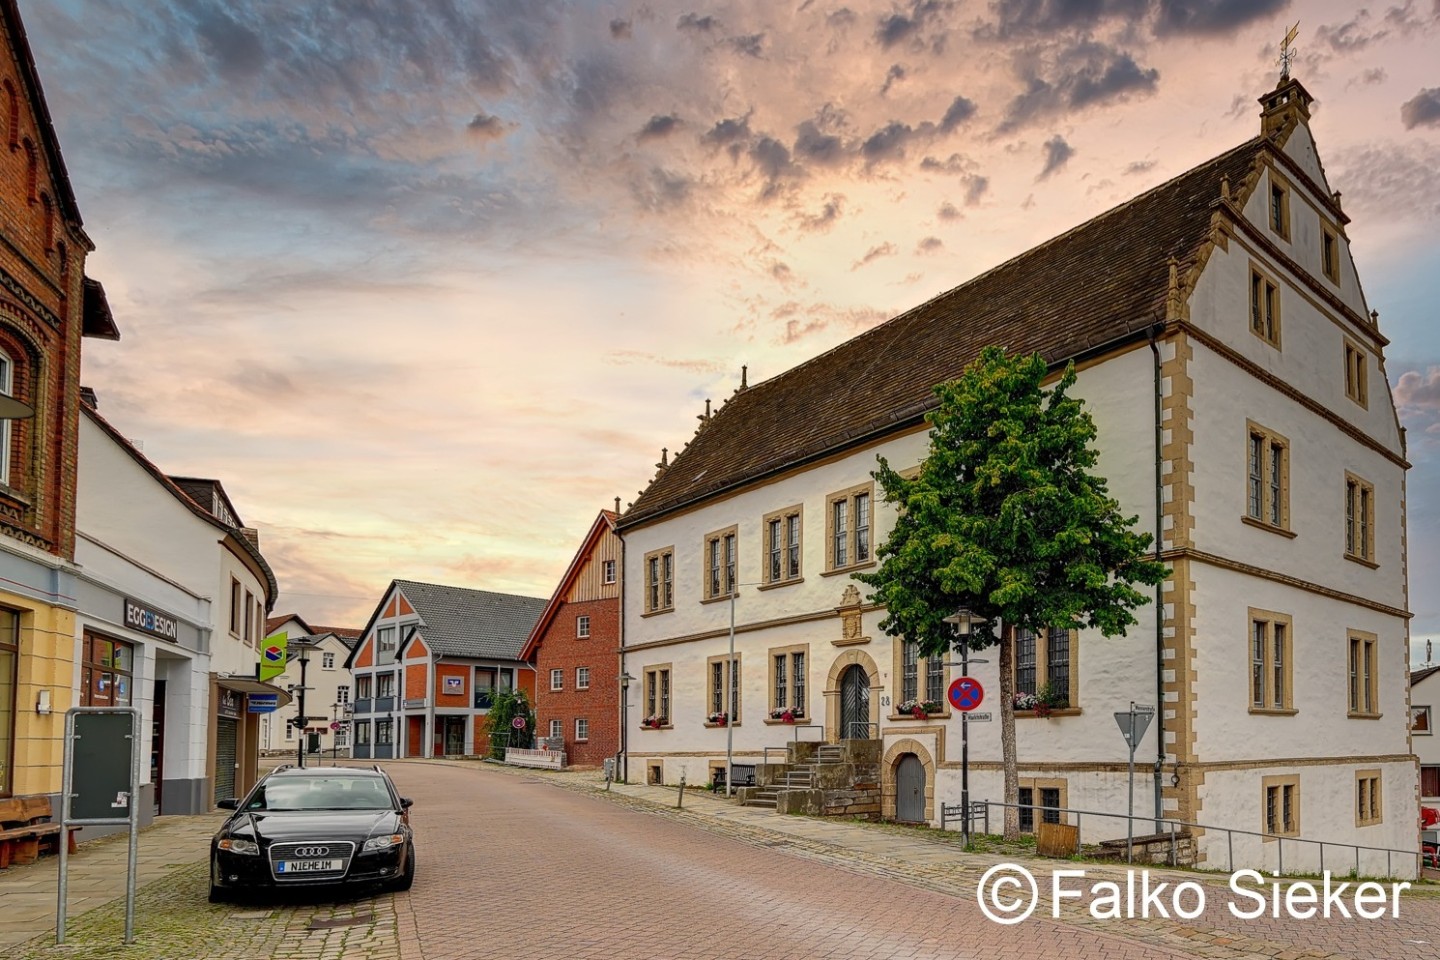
[
  {"xmin": 723, "ymin": 581, "xmax": 764, "ymax": 798},
  {"xmin": 619, "ymin": 672, "xmax": 634, "ymax": 783},
  {"xmin": 294, "ymin": 641, "xmax": 311, "ymax": 769},
  {"xmin": 944, "ymin": 609, "xmax": 990, "ymax": 849}
]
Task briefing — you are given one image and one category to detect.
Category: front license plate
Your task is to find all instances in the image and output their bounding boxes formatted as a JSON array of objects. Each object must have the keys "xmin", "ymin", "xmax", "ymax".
[{"xmin": 276, "ymin": 859, "xmax": 342, "ymax": 874}]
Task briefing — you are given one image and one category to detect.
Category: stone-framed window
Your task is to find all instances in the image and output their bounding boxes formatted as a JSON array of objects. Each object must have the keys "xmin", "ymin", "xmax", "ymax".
[
  {"xmin": 762, "ymin": 504, "xmax": 803, "ymax": 587},
  {"xmin": 1322, "ymin": 226, "xmax": 1341, "ymax": 284},
  {"xmin": 1343, "ymin": 339, "xmax": 1368, "ymax": 407},
  {"xmin": 1344, "ymin": 473, "xmax": 1375, "ymax": 565},
  {"xmin": 1248, "ymin": 608, "xmax": 1294, "ymax": 714},
  {"xmin": 643, "ymin": 547, "xmax": 674, "ymax": 614},
  {"xmin": 1244, "ymin": 420, "xmax": 1291, "ymax": 534},
  {"xmin": 767, "ymin": 644, "xmax": 808, "ymax": 720},
  {"xmin": 892, "ymin": 639, "xmax": 947, "ymax": 717},
  {"xmin": 643, "ymin": 664, "xmax": 672, "ymax": 726},
  {"xmin": 1348, "ymin": 630, "xmax": 1379, "ymax": 718},
  {"xmin": 1355, "ymin": 770, "xmax": 1382, "ymax": 827},
  {"xmin": 706, "ymin": 653, "xmax": 741, "ymax": 724},
  {"xmin": 1262, "ymin": 775, "xmax": 1299, "ymax": 838},
  {"xmin": 1268, "ymin": 173, "xmax": 1291, "ymax": 240},
  {"xmin": 825, "ymin": 481, "xmax": 874, "ymax": 573},
  {"xmin": 702, "ymin": 525, "xmax": 738, "ymax": 601},
  {"xmin": 1249, "ymin": 264, "xmax": 1282, "ymax": 348}
]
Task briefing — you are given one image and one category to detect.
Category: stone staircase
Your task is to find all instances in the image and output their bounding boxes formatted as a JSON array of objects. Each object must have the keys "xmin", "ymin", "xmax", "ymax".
[{"xmin": 737, "ymin": 740, "xmax": 881, "ymax": 819}]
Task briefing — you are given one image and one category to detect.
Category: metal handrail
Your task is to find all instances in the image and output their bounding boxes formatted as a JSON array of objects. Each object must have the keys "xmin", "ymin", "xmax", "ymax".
[
  {"xmin": 970, "ymin": 799, "xmax": 1424, "ymax": 878},
  {"xmin": 792, "ymin": 723, "xmax": 824, "ymax": 742},
  {"xmin": 762, "ymin": 746, "xmax": 788, "ymax": 767}
]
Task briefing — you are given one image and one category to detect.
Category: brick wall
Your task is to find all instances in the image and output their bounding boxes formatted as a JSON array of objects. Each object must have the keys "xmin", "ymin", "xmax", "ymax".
[
  {"xmin": 0, "ymin": 16, "xmax": 89, "ymax": 563},
  {"xmin": 533, "ymin": 597, "xmax": 619, "ymax": 767}
]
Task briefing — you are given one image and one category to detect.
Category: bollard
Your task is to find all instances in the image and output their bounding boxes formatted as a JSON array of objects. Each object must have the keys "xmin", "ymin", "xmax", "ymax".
[
  {"xmin": 605, "ymin": 768, "xmax": 613, "ymax": 792},
  {"xmin": 677, "ymin": 774, "xmax": 687, "ymax": 809}
]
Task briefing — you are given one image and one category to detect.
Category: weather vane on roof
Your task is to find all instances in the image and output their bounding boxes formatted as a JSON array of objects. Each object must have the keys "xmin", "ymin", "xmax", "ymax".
[{"xmin": 1278, "ymin": 21, "xmax": 1300, "ymax": 82}]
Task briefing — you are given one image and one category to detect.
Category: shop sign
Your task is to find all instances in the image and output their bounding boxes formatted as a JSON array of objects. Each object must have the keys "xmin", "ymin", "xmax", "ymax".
[
  {"xmin": 123, "ymin": 599, "xmax": 180, "ymax": 642},
  {"xmin": 217, "ymin": 687, "xmax": 242, "ymax": 719}
]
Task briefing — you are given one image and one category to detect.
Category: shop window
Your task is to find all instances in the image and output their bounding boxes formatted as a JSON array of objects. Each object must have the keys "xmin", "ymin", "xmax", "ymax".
[{"xmin": 80, "ymin": 633, "xmax": 134, "ymax": 707}]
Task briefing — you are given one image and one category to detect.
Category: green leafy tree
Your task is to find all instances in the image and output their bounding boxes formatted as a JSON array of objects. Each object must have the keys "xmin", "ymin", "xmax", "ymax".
[
  {"xmin": 858, "ymin": 347, "xmax": 1168, "ymax": 838},
  {"xmin": 483, "ymin": 688, "xmax": 536, "ymax": 758}
]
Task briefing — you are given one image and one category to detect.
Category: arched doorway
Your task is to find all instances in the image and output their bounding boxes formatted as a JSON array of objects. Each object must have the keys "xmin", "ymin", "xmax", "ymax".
[
  {"xmin": 839, "ymin": 664, "xmax": 870, "ymax": 739},
  {"xmin": 895, "ymin": 754, "xmax": 925, "ymax": 822}
]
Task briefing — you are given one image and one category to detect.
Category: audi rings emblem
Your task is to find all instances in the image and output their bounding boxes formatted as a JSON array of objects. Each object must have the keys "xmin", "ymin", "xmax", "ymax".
[{"xmin": 292, "ymin": 846, "xmax": 330, "ymax": 858}]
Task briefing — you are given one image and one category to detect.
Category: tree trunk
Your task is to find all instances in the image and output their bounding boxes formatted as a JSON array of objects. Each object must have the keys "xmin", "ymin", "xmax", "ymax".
[{"xmin": 999, "ymin": 626, "xmax": 1020, "ymax": 840}]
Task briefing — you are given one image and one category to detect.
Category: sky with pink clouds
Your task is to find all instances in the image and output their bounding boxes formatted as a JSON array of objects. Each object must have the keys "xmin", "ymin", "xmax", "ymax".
[{"xmin": 18, "ymin": 1, "xmax": 1440, "ymax": 656}]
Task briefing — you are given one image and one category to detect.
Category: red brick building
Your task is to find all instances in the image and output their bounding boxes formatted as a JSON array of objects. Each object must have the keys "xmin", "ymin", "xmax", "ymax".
[{"xmin": 523, "ymin": 510, "xmax": 621, "ymax": 768}]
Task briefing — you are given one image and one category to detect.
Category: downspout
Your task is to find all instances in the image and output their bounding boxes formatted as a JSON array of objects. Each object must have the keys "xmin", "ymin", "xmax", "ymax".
[
  {"xmin": 428, "ymin": 654, "xmax": 437, "ymax": 759},
  {"xmin": 1148, "ymin": 323, "xmax": 1166, "ymax": 825}
]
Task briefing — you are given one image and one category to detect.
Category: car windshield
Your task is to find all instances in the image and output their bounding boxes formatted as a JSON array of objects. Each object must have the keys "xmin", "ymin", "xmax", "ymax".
[{"xmin": 245, "ymin": 777, "xmax": 393, "ymax": 811}]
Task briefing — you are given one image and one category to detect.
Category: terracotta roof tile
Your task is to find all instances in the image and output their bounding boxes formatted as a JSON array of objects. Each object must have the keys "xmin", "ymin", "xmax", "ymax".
[{"xmin": 620, "ymin": 137, "xmax": 1264, "ymax": 528}]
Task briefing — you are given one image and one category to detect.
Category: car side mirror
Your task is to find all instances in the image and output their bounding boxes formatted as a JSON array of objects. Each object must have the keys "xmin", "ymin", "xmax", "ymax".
[
  {"xmin": 400, "ymin": 798, "xmax": 414, "ymax": 809},
  {"xmin": 216, "ymin": 798, "xmax": 238, "ymax": 810}
]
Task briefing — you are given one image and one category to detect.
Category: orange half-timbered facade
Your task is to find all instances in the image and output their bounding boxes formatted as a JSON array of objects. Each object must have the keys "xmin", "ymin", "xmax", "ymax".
[{"xmin": 345, "ymin": 579, "xmax": 544, "ymax": 759}]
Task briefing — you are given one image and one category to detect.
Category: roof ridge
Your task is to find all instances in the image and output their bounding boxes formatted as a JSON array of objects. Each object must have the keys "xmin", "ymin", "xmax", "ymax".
[{"xmin": 395, "ymin": 578, "xmax": 546, "ymax": 603}]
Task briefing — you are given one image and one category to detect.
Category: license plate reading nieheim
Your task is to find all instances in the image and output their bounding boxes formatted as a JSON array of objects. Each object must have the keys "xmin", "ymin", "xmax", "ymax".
[{"xmin": 277, "ymin": 859, "xmax": 341, "ymax": 874}]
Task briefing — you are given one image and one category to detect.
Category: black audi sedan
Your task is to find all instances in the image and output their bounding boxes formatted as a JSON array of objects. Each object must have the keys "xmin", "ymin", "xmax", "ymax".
[{"xmin": 209, "ymin": 765, "xmax": 415, "ymax": 902}]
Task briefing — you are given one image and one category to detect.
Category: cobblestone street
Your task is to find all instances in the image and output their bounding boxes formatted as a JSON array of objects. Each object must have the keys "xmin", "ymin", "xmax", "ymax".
[{"xmin": 4, "ymin": 760, "xmax": 1437, "ymax": 960}]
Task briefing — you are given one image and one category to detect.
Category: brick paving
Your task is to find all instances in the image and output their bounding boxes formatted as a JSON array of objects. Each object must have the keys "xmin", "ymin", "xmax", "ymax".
[{"xmin": 4, "ymin": 759, "xmax": 1437, "ymax": 960}]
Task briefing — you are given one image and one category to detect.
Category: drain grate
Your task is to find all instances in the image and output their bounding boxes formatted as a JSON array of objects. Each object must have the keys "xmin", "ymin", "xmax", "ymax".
[{"xmin": 307, "ymin": 914, "xmax": 375, "ymax": 931}]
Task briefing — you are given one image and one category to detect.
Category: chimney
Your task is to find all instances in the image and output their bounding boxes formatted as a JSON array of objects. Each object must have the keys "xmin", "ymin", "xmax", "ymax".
[
  {"xmin": 80, "ymin": 386, "xmax": 98, "ymax": 408},
  {"xmin": 240, "ymin": 527, "xmax": 260, "ymax": 550}
]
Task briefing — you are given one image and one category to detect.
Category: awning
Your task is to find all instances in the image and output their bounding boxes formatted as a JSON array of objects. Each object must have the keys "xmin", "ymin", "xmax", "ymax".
[{"xmin": 216, "ymin": 676, "xmax": 293, "ymax": 707}]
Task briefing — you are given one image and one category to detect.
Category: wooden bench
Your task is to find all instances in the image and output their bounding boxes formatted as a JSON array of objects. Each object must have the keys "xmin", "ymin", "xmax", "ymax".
[{"xmin": 0, "ymin": 796, "xmax": 80, "ymax": 869}]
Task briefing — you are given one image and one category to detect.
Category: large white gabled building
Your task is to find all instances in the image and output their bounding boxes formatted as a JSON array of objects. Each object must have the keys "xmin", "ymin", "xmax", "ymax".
[{"xmin": 616, "ymin": 77, "xmax": 1416, "ymax": 874}]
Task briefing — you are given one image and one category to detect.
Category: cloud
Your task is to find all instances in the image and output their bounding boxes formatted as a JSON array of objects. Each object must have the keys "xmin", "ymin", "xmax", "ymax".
[
  {"xmin": 1124, "ymin": 158, "xmax": 1157, "ymax": 174},
  {"xmin": 1402, "ymin": 88, "xmax": 1440, "ymax": 129},
  {"xmin": 605, "ymin": 351, "xmax": 726, "ymax": 373},
  {"xmin": 962, "ymin": 173, "xmax": 989, "ymax": 204},
  {"xmin": 750, "ymin": 136, "xmax": 801, "ymax": 195},
  {"xmin": 1330, "ymin": 139, "xmax": 1440, "ymax": 221},
  {"xmin": 677, "ymin": 13, "xmax": 720, "ymax": 33},
  {"xmin": 1352, "ymin": 67, "xmax": 1388, "ymax": 88},
  {"xmin": 874, "ymin": 0, "xmax": 954, "ymax": 50},
  {"xmin": 1038, "ymin": 134, "xmax": 1075, "ymax": 180},
  {"xmin": 861, "ymin": 120, "xmax": 936, "ymax": 165},
  {"xmin": 639, "ymin": 114, "xmax": 684, "ymax": 140},
  {"xmin": 881, "ymin": 64, "xmax": 907, "ymax": 96},
  {"xmin": 467, "ymin": 111, "xmax": 512, "ymax": 140},
  {"xmin": 1000, "ymin": 42, "xmax": 1159, "ymax": 131},
  {"xmin": 851, "ymin": 242, "xmax": 898, "ymax": 269},
  {"xmin": 1316, "ymin": 9, "xmax": 1390, "ymax": 53},
  {"xmin": 1153, "ymin": 0, "xmax": 1292, "ymax": 38},
  {"xmin": 916, "ymin": 235, "xmax": 944, "ymax": 253},
  {"xmin": 796, "ymin": 193, "xmax": 845, "ymax": 231},
  {"xmin": 610, "ymin": 18, "xmax": 633, "ymax": 39},
  {"xmin": 939, "ymin": 95, "xmax": 977, "ymax": 132},
  {"xmin": 793, "ymin": 117, "xmax": 849, "ymax": 166},
  {"xmin": 703, "ymin": 115, "xmax": 752, "ymax": 147},
  {"xmin": 723, "ymin": 33, "xmax": 766, "ymax": 57},
  {"xmin": 937, "ymin": 200, "xmax": 961, "ymax": 220},
  {"xmin": 629, "ymin": 166, "xmax": 694, "ymax": 212},
  {"xmin": 192, "ymin": 7, "xmax": 266, "ymax": 81}
]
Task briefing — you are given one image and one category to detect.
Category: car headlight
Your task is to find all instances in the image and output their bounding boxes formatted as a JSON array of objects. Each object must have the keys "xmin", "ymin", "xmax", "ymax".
[
  {"xmin": 218, "ymin": 838, "xmax": 260, "ymax": 856},
  {"xmin": 362, "ymin": 834, "xmax": 405, "ymax": 852}
]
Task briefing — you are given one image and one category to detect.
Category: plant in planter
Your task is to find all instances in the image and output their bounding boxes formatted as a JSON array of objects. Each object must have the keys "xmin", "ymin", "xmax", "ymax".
[
  {"xmin": 641, "ymin": 715, "xmax": 664, "ymax": 729},
  {"xmin": 707, "ymin": 712, "xmax": 729, "ymax": 726},
  {"xmin": 769, "ymin": 707, "xmax": 798, "ymax": 722},
  {"xmin": 896, "ymin": 698, "xmax": 943, "ymax": 718},
  {"xmin": 1013, "ymin": 687, "xmax": 1069, "ymax": 718}
]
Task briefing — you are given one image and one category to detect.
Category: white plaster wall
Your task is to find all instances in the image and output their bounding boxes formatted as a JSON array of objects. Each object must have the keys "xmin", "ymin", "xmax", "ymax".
[
  {"xmin": 1185, "ymin": 342, "xmax": 1404, "ymax": 608},
  {"xmin": 211, "ymin": 548, "xmax": 269, "ymax": 677},
  {"xmin": 1189, "ymin": 564, "xmax": 1408, "ymax": 761},
  {"xmin": 623, "ymin": 349, "xmax": 1166, "ymax": 777},
  {"xmin": 1196, "ymin": 762, "xmax": 1417, "ymax": 878}
]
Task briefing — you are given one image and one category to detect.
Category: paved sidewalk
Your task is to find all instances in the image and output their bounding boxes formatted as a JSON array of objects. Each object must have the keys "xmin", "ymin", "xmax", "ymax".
[{"xmin": 0, "ymin": 815, "xmax": 221, "ymax": 949}]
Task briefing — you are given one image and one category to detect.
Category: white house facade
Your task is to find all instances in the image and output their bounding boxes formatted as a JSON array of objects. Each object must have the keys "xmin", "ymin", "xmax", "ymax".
[
  {"xmin": 76, "ymin": 404, "xmax": 286, "ymax": 820},
  {"xmin": 616, "ymin": 78, "xmax": 1415, "ymax": 875},
  {"xmin": 1413, "ymin": 664, "xmax": 1439, "ymax": 810}
]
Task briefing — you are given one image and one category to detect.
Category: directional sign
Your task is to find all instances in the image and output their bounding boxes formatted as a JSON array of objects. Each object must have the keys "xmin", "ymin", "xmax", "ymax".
[
  {"xmin": 961, "ymin": 711, "xmax": 992, "ymax": 723},
  {"xmin": 246, "ymin": 693, "xmax": 279, "ymax": 714},
  {"xmin": 948, "ymin": 676, "xmax": 984, "ymax": 712}
]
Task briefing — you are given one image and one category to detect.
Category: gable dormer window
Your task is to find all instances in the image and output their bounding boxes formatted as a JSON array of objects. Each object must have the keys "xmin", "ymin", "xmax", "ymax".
[
  {"xmin": 1249, "ymin": 267, "xmax": 1281, "ymax": 348},
  {"xmin": 1322, "ymin": 228, "xmax": 1341, "ymax": 284}
]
